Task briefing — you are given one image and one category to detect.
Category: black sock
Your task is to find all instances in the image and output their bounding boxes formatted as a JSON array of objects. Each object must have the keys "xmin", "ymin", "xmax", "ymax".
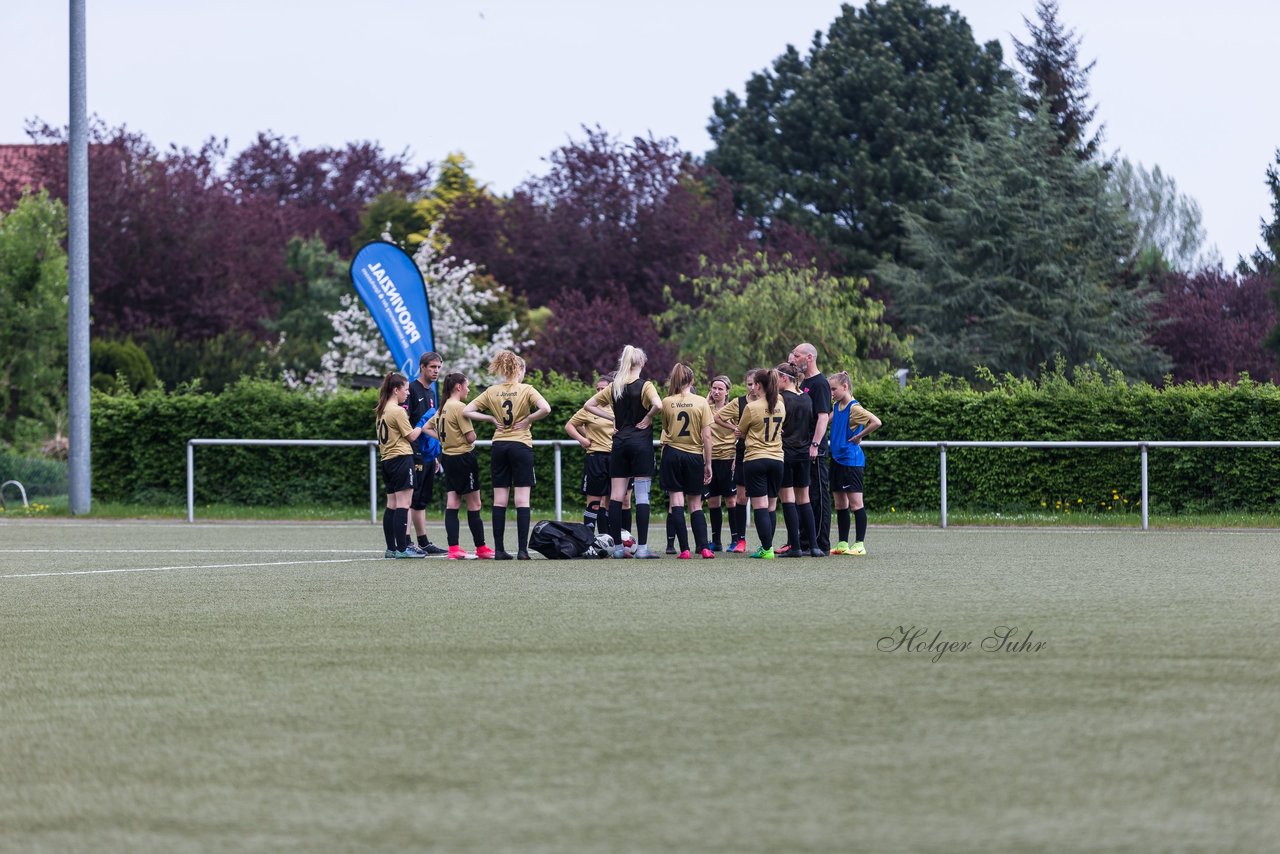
[
  {"xmin": 732, "ymin": 504, "xmax": 746, "ymax": 538},
  {"xmin": 636, "ymin": 503, "xmax": 650, "ymax": 547},
  {"xmin": 855, "ymin": 508, "xmax": 868, "ymax": 543},
  {"xmin": 622, "ymin": 507, "xmax": 633, "ymax": 534},
  {"xmin": 782, "ymin": 502, "xmax": 799, "ymax": 549},
  {"xmin": 608, "ymin": 500, "xmax": 623, "ymax": 541},
  {"xmin": 516, "ymin": 507, "xmax": 531, "ymax": 553},
  {"xmin": 417, "ymin": 533, "xmax": 430, "ymax": 548},
  {"xmin": 670, "ymin": 507, "xmax": 688, "ymax": 551},
  {"xmin": 838, "ymin": 508, "xmax": 852, "ymax": 543},
  {"xmin": 467, "ymin": 509, "xmax": 486, "ymax": 547},
  {"xmin": 691, "ymin": 509, "xmax": 708, "ymax": 552},
  {"xmin": 584, "ymin": 502, "xmax": 599, "ymax": 531},
  {"xmin": 666, "ymin": 513, "xmax": 676, "ymax": 548},
  {"xmin": 709, "ymin": 506, "xmax": 722, "ymax": 543},
  {"xmin": 444, "ymin": 508, "xmax": 460, "ymax": 547},
  {"xmin": 382, "ymin": 508, "xmax": 396, "ymax": 550},
  {"xmin": 800, "ymin": 502, "xmax": 818, "ymax": 552},
  {"xmin": 393, "ymin": 508, "xmax": 409, "ymax": 552},
  {"xmin": 492, "ymin": 505, "xmax": 507, "ymax": 552},
  {"xmin": 753, "ymin": 507, "xmax": 774, "ymax": 550}
]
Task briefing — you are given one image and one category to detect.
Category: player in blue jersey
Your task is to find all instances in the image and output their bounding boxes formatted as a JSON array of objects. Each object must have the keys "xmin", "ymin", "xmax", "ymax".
[{"xmin": 827, "ymin": 371, "xmax": 882, "ymax": 556}]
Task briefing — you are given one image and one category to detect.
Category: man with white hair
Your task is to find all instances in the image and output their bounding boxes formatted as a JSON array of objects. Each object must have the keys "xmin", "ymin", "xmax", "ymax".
[{"xmin": 789, "ymin": 343, "xmax": 832, "ymax": 555}]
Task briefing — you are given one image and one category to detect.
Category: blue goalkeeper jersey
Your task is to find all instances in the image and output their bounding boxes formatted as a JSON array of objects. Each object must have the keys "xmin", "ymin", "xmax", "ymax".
[{"xmin": 830, "ymin": 398, "xmax": 872, "ymax": 467}]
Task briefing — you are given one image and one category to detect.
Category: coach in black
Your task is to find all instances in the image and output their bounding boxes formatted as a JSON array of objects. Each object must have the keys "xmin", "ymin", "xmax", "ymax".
[
  {"xmin": 407, "ymin": 351, "xmax": 446, "ymax": 555},
  {"xmin": 791, "ymin": 342, "xmax": 832, "ymax": 555}
]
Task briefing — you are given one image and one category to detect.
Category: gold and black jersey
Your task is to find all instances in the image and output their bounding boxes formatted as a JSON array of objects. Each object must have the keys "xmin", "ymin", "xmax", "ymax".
[
  {"xmin": 589, "ymin": 380, "xmax": 660, "ymax": 436},
  {"xmin": 568, "ymin": 405, "xmax": 614, "ymax": 454},
  {"xmin": 431, "ymin": 398, "xmax": 476, "ymax": 456},
  {"xmin": 736, "ymin": 397, "xmax": 786, "ymax": 462},
  {"xmin": 709, "ymin": 400, "xmax": 738, "ymax": 460},
  {"xmin": 377, "ymin": 404, "xmax": 414, "ymax": 461},
  {"xmin": 471, "ymin": 382, "xmax": 545, "ymax": 446},
  {"xmin": 659, "ymin": 392, "xmax": 714, "ymax": 456}
]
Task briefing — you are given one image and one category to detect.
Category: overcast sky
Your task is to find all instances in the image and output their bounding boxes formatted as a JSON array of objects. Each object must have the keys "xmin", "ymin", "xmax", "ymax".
[{"xmin": 4, "ymin": 0, "xmax": 1276, "ymax": 264}]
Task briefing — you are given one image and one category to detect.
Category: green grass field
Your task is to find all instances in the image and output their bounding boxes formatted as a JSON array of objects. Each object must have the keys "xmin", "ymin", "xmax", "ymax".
[{"xmin": 2, "ymin": 519, "xmax": 1277, "ymax": 852}]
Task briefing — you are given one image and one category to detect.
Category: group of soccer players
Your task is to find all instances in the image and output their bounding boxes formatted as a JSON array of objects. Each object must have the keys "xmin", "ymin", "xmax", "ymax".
[{"xmin": 375, "ymin": 343, "xmax": 881, "ymax": 560}]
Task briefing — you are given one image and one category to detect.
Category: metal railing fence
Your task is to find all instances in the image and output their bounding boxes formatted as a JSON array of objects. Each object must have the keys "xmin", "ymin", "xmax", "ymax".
[{"xmin": 186, "ymin": 438, "xmax": 1280, "ymax": 529}]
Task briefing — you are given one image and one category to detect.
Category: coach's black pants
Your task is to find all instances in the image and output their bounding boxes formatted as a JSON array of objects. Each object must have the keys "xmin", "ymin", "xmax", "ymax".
[{"xmin": 809, "ymin": 454, "xmax": 831, "ymax": 551}]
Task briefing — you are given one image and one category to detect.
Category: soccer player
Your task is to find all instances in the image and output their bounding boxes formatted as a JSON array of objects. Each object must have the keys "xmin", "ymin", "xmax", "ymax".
[
  {"xmin": 790, "ymin": 343, "xmax": 833, "ymax": 552},
  {"xmin": 659, "ymin": 363, "xmax": 715, "ymax": 559},
  {"xmin": 735, "ymin": 368, "xmax": 786, "ymax": 559},
  {"xmin": 374, "ymin": 372, "xmax": 427, "ymax": 559},
  {"xmin": 463, "ymin": 351, "xmax": 552, "ymax": 560},
  {"xmin": 585, "ymin": 344, "xmax": 663, "ymax": 559},
  {"xmin": 714, "ymin": 369, "xmax": 760, "ymax": 553},
  {"xmin": 406, "ymin": 351, "xmax": 446, "ymax": 555},
  {"xmin": 703, "ymin": 375, "xmax": 738, "ymax": 552},
  {"xmin": 775, "ymin": 362, "xmax": 822, "ymax": 558},
  {"xmin": 426, "ymin": 372, "xmax": 496, "ymax": 560},
  {"xmin": 565, "ymin": 373, "xmax": 623, "ymax": 535},
  {"xmin": 828, "ymin": 371, "xmax": 883, "ymax": 556}
]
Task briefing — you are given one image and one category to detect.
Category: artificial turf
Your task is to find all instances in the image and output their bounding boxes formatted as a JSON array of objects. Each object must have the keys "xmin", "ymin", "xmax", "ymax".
[{"xmin": 1, "ymin": 520, "xmax": 1276, "ymax": 852}]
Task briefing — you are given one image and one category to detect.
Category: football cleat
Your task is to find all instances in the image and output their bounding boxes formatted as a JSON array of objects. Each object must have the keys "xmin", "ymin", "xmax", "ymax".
[
  {"xmin": 831, "ymin": 541, "xmax": 850, "ymax": 555},
  {"xmin": 849, "ymin": 542, "xmax": 867, "ymax": 556},
  {"xmin": 474, "ymin": 545, "xmax": 497, "ymax": 559},
  {"xmin": 700, "ymin": 548, "xmax": 715, "ymax": 560}
]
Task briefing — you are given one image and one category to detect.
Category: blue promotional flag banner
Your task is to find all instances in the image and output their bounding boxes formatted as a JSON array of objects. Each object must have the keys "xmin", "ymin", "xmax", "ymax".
[{"xmin": 349, "ymin": 240, "xmax": 436, "ymax": 377}]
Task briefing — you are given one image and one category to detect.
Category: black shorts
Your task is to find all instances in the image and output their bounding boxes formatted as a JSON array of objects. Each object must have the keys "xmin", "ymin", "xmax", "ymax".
[
  {"xmin": 705, "ymin": 458, "xmax": 735, "ymax": 499},
  {"xmin": 382, "ymin": 454, "xmax": 414, "ymax": 494},
  {"xmin": 744, "ymin": 458, "xmax": 783, "ymax": 499},
  {"xmin": 831, "ymin": 461, "xmax": 865, "ymax": 494},
  {"xmin": 581, "ymin": 452, "xmax": 611, "ymax": 496},
  {"xmin": 442, "ymin": 451, "xmax": 481, "ymax": 496},
  {"xmin": 734, "ymin": 445, "xmax": 747, "ymax": 487},
  {"xmin": 610, "ymin": 433, "xmax": 655, "ymax": 479},
  {"xmin": 410, "ymin": 454, "xmax": 436, "ymax": 509},
  {"xmin": 781, "ymin": 456, "xmax": 811, "ymax": 490},
  {"xmin": 491, "ymin": 441, "xmax": 535, "ymax": 488},
  {"xmin": 659, "ymin": 447, "xmax": 704, "ymax": 496}
]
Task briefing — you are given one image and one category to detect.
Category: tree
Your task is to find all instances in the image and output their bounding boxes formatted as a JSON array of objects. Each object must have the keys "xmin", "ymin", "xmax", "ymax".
[
  {"xmin": 262, "ymin": 237, "xmax": 348, "ymax": 382},
  {"xmin": 1108, "ymin": 158, "xmax": 1219, "ymax": 273},
  {"xmin": 0, "ymin": 191, "xmax": 67, "ymax": 445},
  {"xmin": 1147, "ymin": 269, "xmax": 1278, "ymax": 383},
  {"xmin": 527, "ymin": 292, "xmax": 674, "ymax": 382},
  {"xmin": 876, "ymin": 98, "xmax": 1167, "ymax": 381},
  {"xmin": 658, "ymin": 254, "xmax": 910, "ymax": 381},
  {"xmin": 1013, "ymin": 0, "xmax": 1103, "ymax": 160},
  {"xmin": 226, "ymin": 132, "xmax": 430, "ymax": 255},
  {"xmin": 706, "ymin": 0, "xmax": 1012, "ymax": 270},
  {"xmin": 442, "ymin": 128, "xmax": 808, "ymax": 315},
  {"xmin": 1244, "ymin": 149, "xmax": 1280, "ymax": 358}
]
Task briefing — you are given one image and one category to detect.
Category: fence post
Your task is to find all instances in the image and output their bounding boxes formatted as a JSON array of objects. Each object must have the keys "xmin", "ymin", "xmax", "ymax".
[
  {"xmin": 1140, "ymin": 444, "xmax": 1149, "ymax": 531},
  {"xmin": 187, "ymin": 442, "xmax": 195, "ymax": 523},
  {"xmin": 369, "ymin": 442, "xmax": 379, "ymax": 524},
  {"xmin": 554, "ymin": 443, "xmax": 563, "ymax": 522},
  {"xmin": 939, "ymin": 443, "xmax": 948, "ymax": 529}
]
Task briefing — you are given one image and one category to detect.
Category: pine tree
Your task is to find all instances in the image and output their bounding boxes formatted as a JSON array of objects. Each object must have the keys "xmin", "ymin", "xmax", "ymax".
[{"xmin": 1013, "ymin": 0, "xmax": 1103, "ymax": 160}]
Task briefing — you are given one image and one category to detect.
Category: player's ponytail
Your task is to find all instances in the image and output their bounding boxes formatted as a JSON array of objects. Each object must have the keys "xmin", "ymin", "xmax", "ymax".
[
  {"xmin": 753, "ymin": 368, "xmax": 779, "ymax": 414},
  {"xmin": 443, "ymin": 372, "xmax": 468, "ymax": 401},
  {"xmin": 488, "ymin": 350, "xmax": 525, "ymax": 383},
  {"xmin": 666, "ymin": 363, "xmax": 694, "ymax": 398},
  {"xmin": 775, "ymin": 362, "xmax": 800, "ymax": 387},
  {"xmin": 376, "ymin": 372, "xmax": 408, "ymax": 417},
  {"xmin": 613, "ymin": 345, "xmax": 646, "ymax": 399}
]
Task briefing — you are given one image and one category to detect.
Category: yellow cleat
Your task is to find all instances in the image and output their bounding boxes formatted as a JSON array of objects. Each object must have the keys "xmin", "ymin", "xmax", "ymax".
[
  {"xmin": 830, "ymin": 541, "xmax": 850, "ymax": 555},
  {"xmin": 848, "ymin": 542, "xmax": 867, "ymax": 556}
]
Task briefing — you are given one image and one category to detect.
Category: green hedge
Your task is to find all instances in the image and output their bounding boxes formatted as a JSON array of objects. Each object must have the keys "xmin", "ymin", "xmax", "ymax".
[{"xmin": 89, "ymin": 370, "xmax": 1280, "ymax": 514}]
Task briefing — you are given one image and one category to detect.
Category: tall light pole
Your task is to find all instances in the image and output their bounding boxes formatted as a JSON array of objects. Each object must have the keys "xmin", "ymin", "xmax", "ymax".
[{"xmin": 68, "ymin": 0, "xmax": 91, "ymax": 514}]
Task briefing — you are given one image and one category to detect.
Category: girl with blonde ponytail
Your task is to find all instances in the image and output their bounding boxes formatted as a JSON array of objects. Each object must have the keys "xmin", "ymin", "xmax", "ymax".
[
  {"xmin": 586, "ymin": 345, "xmax": 664, "ymax": 558},
  {"xmin": 463, "ymin": 350, "xmax": 551, "ymax": 559}
]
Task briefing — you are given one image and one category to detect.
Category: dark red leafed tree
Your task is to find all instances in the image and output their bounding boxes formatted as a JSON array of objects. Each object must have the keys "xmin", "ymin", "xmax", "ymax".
[
  {"xmin": 442, "ymin": 127, "xmax": 826, "ymax": 317},
  {"xmin": 1148, "ymin": 269, "xmax": 1280, "ymax": 383},
  {"xmin": 525, "ymin": 291, "xmax": 675, "ymax": 382}
]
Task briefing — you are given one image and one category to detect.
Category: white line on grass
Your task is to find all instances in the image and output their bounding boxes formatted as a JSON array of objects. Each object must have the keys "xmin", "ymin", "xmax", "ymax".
[
  {"xmin": 0, "ymin": 549, "xmax": 378, "ymax": 554},
  {"xmin": 0, "ymin": 557, "xmax": 390, "ymax": 580}
]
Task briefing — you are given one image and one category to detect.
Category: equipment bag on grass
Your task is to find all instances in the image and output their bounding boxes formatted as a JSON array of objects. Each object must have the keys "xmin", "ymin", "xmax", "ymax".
[{"xmin": 529, "ymin": 520, "xmax": 603, "ymax": 559}]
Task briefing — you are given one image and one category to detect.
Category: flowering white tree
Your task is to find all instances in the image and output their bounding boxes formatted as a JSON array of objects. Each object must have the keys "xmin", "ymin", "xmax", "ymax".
[{"xmin": 299, "ymin": 228, "xmax": 527, "ymax": 390}]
